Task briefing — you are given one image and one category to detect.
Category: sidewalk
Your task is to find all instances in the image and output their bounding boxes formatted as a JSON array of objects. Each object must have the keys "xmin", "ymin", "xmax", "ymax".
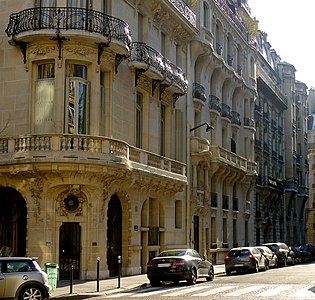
[{"xmin": 51, "ymin": 265, "xmax": 226, "ymax": 299}]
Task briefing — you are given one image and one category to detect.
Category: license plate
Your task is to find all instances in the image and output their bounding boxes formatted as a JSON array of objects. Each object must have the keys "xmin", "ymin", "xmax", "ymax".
[
  {"xmin": 234, "ymin": 263, "xmax": 243, "ymax": 267},
  {"xmin": 157, "ymin": 263, "xmax": 171, "ymax": 267}
]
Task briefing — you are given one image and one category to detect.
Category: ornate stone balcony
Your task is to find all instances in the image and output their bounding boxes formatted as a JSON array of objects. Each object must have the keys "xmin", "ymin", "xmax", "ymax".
[
  {"xmin": 0, "ymin": 134, "xmax": 187, "ymax": 187},
  {"xmin": 210, "ymin": 145, "xmax": 247, "ymax": 173},
  {"xmin": 5, "ymin": 7, "xmax": 132, "ymax": 63},
  {"xmin": 128, "ymin": 42, "xmax": 188, "ymax": 97},
  {"xmin": 190, "ymin": 136, "xmax": 210, "ymax": 154}
]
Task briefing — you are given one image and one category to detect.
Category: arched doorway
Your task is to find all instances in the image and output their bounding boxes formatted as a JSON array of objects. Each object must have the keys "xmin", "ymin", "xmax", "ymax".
[
  {"xmin": 107, "ymin": 193, "xmax": 122, "ymax": 276},
  {"xmin": 0, "ymin": 187, "xmax": 26, "ymax": 256}
]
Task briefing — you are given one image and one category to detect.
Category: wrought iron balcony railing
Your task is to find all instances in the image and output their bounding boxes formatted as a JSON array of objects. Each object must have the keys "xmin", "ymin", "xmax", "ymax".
[
  {"xmin": 221, "ymin": 103, "xmax": 232, "ymax": 119},
  {"xmin": 214, "ymin": 0, "xmax": 248, "ymax": 38},
  {"xmin": 209, "ymin": 95, "xmax": 222, "ymax": 113},
  {"xmin": 129, "ymin": 42, "xmax": 164, "ymax": 75},
  {"xmin": 168, "ymin": 0, "xmax": 196, "ymax": 27},
  {"xmin": 192, "ymin": 83, "xmax": 207, "ymax": 102},
  {"xmin": 129, "ymin": 42, "xmax": 188, "ymax": 94},
  {"xmin": 244, "ymin": 117, "xmax": 255, "ymax": 128},
  {"xmin": 6, "ymin": 7, "xmax": 132, "ymax": 50},
  {"xmin": 231, "ymin": 111, "xmax": 241, "ymax": 126}
]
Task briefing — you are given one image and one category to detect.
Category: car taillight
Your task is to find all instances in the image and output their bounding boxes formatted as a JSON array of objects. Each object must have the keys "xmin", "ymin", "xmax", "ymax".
[
  {"xmin": 225, "ymin": 255, "xmax": 230, "ymax": 261},
  {"xmin": 172, "ymin": 260, "xmax": 185, "ymax": 266},
  {"xmin": 248, "ymin": 254, "xmax": 254, "ymax": 259},
  {"xmin": 147, "ymin": 261, "xmax": 156, "ymax": 267}
]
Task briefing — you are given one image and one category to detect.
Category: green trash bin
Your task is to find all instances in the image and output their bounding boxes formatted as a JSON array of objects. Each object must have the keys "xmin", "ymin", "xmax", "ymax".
[{"xmin": 45, "ymin": 263, "xmax": 58, "ymax": 291}]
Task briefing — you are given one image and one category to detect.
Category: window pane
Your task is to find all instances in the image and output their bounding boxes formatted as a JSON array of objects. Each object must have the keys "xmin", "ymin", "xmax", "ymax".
[
  {"xmin": 136, "ymin": 92, "xmax": 143, "ymax": 148},
  {"xmin": 66, "ymin": 64, "xmax": 89, "ymax": 134},
  {"xmin": 35, "ymin": 63, "xmax": 55, "ymax": 133}
]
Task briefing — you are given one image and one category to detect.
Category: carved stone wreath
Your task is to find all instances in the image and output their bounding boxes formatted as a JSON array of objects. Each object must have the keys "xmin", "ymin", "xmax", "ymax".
[{"xmin": 57, "ymin": 186, "xmax": 86, "ymax": 216}]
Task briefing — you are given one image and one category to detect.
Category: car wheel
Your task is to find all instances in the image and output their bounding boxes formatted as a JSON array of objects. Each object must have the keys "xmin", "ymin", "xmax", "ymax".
[
  {"xmin": 19, "ymin": 286, "xmax": 44, "ymax": 300},
  {"xmin": 150, "ymin": 279, "xmax": 160, "ymax": 287},
  {"xmin": 283, "ymin": 258, "xmax": 287, "ymax": 267},
  {"xmin": 187, "ymin": 268, "xmax": 197, "ymax": 285},
  {"xmin": 226, "ymin": 269, "xmax": 231, "ymax": 276},
  {"xmin": 291, "ymin": 257, "xmax": 295, "ymax": 265},
  {"xmin": 173, "ymin": 279, "xmax": 180, "ymax": 285},
  {"xmin": 206, "ymin": 266, "xmax": 214, "ymax": 281}
]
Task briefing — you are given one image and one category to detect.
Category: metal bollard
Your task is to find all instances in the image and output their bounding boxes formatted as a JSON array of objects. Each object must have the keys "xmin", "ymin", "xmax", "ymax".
[
  {"xmin": 118, "ymin": 255, "xmax": 121, "ymax": 288},
  {"xmin": 96, "ymin": 257, "xmax": 100, "ymax": 292},
  {"xmin": 70, "ymin": 264, "xmax": 73, "ymax": 294}
]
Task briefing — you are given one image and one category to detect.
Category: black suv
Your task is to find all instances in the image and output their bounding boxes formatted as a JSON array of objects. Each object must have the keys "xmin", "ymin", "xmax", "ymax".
[{"xmin": 262, "ymin": 242, "xmax": 295, "ymax": 267}]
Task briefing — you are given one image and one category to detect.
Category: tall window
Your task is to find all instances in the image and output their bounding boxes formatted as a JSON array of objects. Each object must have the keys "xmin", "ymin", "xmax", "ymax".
[
  {"xmin": 203, "ymin": 2, "xmax": 209, "ymax": 28},
  {"xmin": 175, "ymin": 200, "xmax": 182, "ymax": 229},
  {"xmin": 34, "ymin": 63, "xmax": 55, "ymax": 133},
  {"xmin": 138, "ymin": 12, "xmax": 144, "ymax": 42},
  {"xmin": 35, "ymin": 0, "xmax": 56, "ymax": 7},
  {"xmin": 175, "ymin": 109, "xmax": 183, "ymax": 160},
  {"xmin": 101, "ymin": 0, "xmax": 108, "ymax": 13},
  {"xmin": 35, "ymin": 0, "xmax": 56, "ymax": 28},
  {"xmin": 66, "ymin": 64, "xmax": 89, "ymax": 134},
  {"xmin": 67, "ymin": 0, "xmax": 89, "ymax": 8},
  {"xmin": 160, "ymin": 104, "xmax": 166, "ymax": 156},
  {"xmin": 161, "ymin": 32, "xmax": 166, "ymax": 56},
  {"xmin": 136, "ymin": 92, "xmax": 143, "ymax": 148},
  {"xmin": 99, "ymin": 71, "xmax": 105, "ymax": 136}
]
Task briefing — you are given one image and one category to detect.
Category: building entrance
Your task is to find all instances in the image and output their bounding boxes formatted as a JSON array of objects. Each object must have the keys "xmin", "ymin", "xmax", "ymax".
[
  {"xmin": 59, "ymin": 222, "xmax": 81, "ymax": 280},
  {"xmin": 107, "ymin": 193, "xmax": 122, "ymax": 276},
  {"xmin": 0, "ymin": 187, "xmax": 26, "ymax": 256}
]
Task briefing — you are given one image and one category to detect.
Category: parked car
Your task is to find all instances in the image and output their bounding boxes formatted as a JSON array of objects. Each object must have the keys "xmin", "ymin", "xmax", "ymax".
[
  {"xmin": 290, "ymin": 245, "xmax": 312, "ymax": 263},
  {"xmin": 262, "ymin": 242, "xmax": 295, "ymax": 266},
  {"xmin": 225, "ymin": 247, "xmax": 268, "ymax": 275},
  {"xmin": 0, "ymin": 257, "xmax": 51, "ymax": 300},
  {"xmin": 147, "ymin": 249, "xmax": 214, "ymax": 286},
  {"xmin": 256, "ymin": 246, "xmax": 278, "ymax": 268}
]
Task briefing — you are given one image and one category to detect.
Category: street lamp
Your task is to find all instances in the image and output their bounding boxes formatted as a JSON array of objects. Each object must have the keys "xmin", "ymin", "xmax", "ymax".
[{"xmin": 190, "ymin": 122, "xmax": 214, "ymax": 132}]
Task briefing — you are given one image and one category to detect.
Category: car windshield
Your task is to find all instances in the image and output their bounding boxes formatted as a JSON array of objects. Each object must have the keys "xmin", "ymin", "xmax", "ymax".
[
  {"xmin": 268, "ymin": 245, "xmax": 279, "ymax": 252},
  {"xmin": 158, "ymin": 250, "xmax": 186, "ymax": 257},
  {"xmin": 229, "ymin": 249, "xmax": 250, "ymax": 256}
]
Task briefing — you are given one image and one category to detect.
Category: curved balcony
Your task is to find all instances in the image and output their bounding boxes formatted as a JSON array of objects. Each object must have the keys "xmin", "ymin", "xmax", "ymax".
[
  {"xmin": 210, "ymin": 145, "xmax": 247, "ymax": 173},
  {"xmin": 0, "ymin": 134, "xmax": 187, "ymax": 187},
  {"xmin": 231, "ymin": 111, "xmax": 241, "ymax": 127},
  {"xmin": 192, "ymin": 83, "xmax": 206, "ymax": 111},
  {"xmin": 5, "ymin": 7, "xmax": 132, "ymax": 58},
  {"xmin": 209, "ymin": 95, "xmax": 221, "ymax": 117},
  {"xmin": 128, "ymin": 42, "xmax": 188, "ymax": 96}
]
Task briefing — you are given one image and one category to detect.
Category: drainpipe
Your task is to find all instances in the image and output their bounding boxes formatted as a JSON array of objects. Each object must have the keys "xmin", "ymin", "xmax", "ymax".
[{"xmin": 186, "ymin": 42, "xmax": 192, "ymax": 248}]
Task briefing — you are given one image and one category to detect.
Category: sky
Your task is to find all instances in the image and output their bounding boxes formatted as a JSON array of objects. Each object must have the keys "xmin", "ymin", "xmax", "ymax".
[{"xmin": 248, "ymin": 0, "xmax": 314, "ymax": 88}]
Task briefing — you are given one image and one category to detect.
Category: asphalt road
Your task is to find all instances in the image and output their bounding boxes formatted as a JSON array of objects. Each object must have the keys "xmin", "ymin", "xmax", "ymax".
[{"xmin": 89, "ymin": 262, "xmax": 315, "ymax": 300}]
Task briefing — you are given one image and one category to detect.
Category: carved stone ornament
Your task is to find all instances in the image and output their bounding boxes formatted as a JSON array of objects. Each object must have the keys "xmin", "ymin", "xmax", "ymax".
[
  {"xmin": 64, "ymin": 45, "xmax": 96, "ymax": 57},
  {"xmin": 29, "ymin": 45, "xmax": 56, "ymax": 56},
  {"xmin": 57, "ymin": 186, "xmax": 86, "ymax": 217}
]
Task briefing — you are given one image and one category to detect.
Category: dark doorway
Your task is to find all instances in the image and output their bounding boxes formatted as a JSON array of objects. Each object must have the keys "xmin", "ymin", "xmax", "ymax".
[
  {"xmin": 194, "ymin": 215, "xmax": 199, "ymax": 252},
  {"xmin": 0, "ymin": 187, "xmax": 26, "ymax": 256},
  {"xmin": 59, "ymin": 222, "xmax": 81, "ymax": 280},
  {"xmin": 107, "ymin": 193, "xmax": 122, "ymax": 277}
]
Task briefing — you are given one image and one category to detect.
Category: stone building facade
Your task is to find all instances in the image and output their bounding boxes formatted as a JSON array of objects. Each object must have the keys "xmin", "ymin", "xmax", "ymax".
[
  {"xmin": 0, "ymin": 0, "xmax": 308, "ymax": 281},
  {"xmin": 306, "ymin": 88, "xmax": 315, "ymax": 244},
  {"xmin": 254, "ymin": 31, "xmax": 309, "ymax": 246}
]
